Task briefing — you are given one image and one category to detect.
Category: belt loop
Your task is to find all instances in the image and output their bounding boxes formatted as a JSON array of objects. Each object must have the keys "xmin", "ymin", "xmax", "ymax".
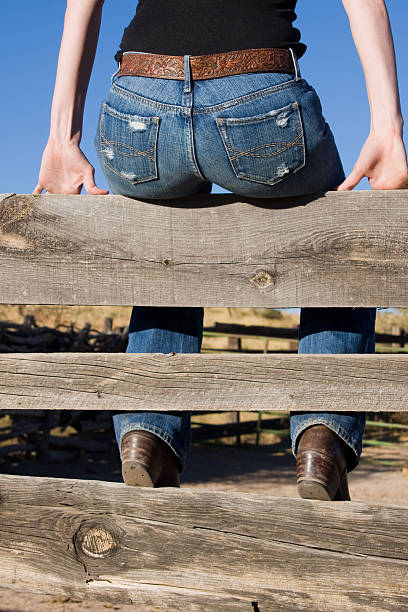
[
  {"xmin": 111, "ymin": 62, "xmax": 120, "ymax": 85},
  {"xmin": 184, "ymin": 55, "xmax": 192, "ymax": 93},
  {"xmin": 289, "ymin": 48, "xmax": 301, "ymax": 81}
]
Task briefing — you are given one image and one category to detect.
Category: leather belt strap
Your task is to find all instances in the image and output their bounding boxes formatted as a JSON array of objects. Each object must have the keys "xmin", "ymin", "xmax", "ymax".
[{"xmin": 117, "ymin": 47, "xmax": 296, "ymax": 80}]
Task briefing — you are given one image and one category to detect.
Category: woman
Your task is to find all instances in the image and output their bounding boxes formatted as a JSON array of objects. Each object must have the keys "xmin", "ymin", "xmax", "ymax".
[{"xmin": 34, "ymin": 0, "xmax": 408, "ymax": 500}]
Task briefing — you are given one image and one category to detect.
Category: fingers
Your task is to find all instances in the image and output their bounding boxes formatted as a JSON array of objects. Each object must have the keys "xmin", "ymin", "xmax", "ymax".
[
  {"xmin": 336, "ymin": 167, "xmax": 365, "ymax": 191},
  {"xmin": 87, "ymin": 185, "xmax": 110, "ymax": 195},
  {"xmin": 83, "ymin": 167, "xmax": 109, "ymax": 195},
  {"xmin": 32, "ymin": 169, "xmax": 109, "ymax": 197}
]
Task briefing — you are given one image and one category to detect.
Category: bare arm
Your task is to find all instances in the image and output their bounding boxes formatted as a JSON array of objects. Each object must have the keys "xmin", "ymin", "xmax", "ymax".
[
  {"xmin": 33, "ymin": 0, "xmax": 108, "ymax": 195},
  {"xmin": 337, "ymin": 0, "xmax": 408, "ymax": 190}
]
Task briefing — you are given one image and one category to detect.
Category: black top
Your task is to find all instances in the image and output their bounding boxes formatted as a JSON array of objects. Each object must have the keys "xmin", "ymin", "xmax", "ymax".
[{"xmin": 114, "ymin": 0, "xmax": 306, "ymax": 64}]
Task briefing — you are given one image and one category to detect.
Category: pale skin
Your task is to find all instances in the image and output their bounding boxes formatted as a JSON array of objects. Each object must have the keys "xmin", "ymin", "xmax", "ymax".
[{"xmin": 33, "ymin": 0, "xmax": 408, "ymax": 195}]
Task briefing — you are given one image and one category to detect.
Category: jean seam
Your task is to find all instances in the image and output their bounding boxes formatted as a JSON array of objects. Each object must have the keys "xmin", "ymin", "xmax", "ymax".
[
  {"xmin": 194, "ymin": 77, "xmax": 306, "ymax": 114},
  {"xmin": 216, "ymin": 100, "xmax": 299, "ymax": 126},
  {"xmin": 185, "ymin": 113, "xmax": 207, "ymax": 181},
  {"xmin": 102, "ymin": 101, "xmax": 161, "ymax": 123},
  {"xmin": 112, "ymin": 82, "xmax": 188, "ymax": 113},
  {"xmin": 111, "ymin": 77, "xmax": 306, "ymax": 116}
]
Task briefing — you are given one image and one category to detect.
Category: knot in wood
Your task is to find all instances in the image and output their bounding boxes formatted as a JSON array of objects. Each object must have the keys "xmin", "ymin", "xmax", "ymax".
[
  {"xmin": 161, "ymin": 258, "xmax": 173, "ymax": 266},
  {"xmin": 77, "ymin": 525, "xmax": 118, "ymax": 558},
  {"xmin": 0, "ymin": 194, "xmax": 33, "ymax": 233},
  {"xmin": 250, "ymin": 270, "xmax": 274, "ymax": 289}
]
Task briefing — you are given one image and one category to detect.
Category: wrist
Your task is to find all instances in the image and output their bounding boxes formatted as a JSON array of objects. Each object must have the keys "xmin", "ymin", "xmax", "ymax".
[
  {"xmin": 49, "ymin": 99, "xmax": 84, "ymax": 146},
  {"xmin": 47, "ymin": 133, "xmax": 81, "ymax": 147},
  {"xmin": 370, "ymin": 114, "xmax": 404, "ymax": 136}
]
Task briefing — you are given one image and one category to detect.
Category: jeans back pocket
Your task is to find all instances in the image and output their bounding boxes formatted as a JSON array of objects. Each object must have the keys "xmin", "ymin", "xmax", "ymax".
[
  {"xmin": 216, "ymin": 101, "xmax": 305, "ymax": 186},
  {"xmin": 99, "ymin": 102, "xmax": 160, "ymax": 184}
]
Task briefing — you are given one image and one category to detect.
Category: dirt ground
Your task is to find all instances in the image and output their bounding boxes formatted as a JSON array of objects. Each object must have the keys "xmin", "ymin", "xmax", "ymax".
[{"xmin": 0, "ymin": 438, "xmax": 407, "ymax": 612}]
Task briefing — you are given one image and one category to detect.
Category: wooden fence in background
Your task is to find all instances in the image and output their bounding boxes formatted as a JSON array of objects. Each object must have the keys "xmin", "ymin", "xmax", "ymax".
[
  {"xmin": 0, "ymin": 191, "xmax": 407, "ymax": 610},
  {"xmin": 203, "ymin": 321, "xmax": 408, "ymax": 350}
]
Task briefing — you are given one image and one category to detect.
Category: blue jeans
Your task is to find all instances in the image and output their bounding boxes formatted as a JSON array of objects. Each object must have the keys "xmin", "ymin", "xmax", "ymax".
[{"xmin": 94, "ymin": 50, "xmax": 376, "ymax": 474}]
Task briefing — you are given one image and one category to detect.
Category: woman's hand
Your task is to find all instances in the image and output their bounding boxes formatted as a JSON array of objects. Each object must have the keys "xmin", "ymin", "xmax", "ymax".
[
  {"xmin": 339, "ymin": 1, "xmax": 408, "ymax": 191},
  {"xmin": 336, "ymin": 129, "xmax": 408, "ymax": 190},
  {"xmin": 34, "ymin": 1, "xmax": 106, "ymax": 195},
  {"xmin": 33, "ymin": 139, "xmax": 109, "ymax": 195}
]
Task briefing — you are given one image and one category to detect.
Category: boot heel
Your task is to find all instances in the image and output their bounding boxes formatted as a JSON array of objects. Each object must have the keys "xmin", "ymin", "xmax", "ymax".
[
  {"xmin": 120, "ymin": 430, "xmax": 180, "ymax": 487},
  {"xmin": 296, "ymin": 425, "xmax": 353, "ymax": 502},
  {"xmin": 296, "ymin": 448, "xmax": 340, "ymax": 500},
  {"xmin": 297, "ymin": 479, "xmax": 332, "ymax": 501},
  {"xmin": 122, "ymin": 460, "xmax": 155, "ymax": 487}
]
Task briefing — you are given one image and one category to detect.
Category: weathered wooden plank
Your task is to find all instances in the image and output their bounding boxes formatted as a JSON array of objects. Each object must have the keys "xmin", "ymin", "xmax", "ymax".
[
  {"xmin": 1, "ymin": 191, "xmax": 408, "ymax": 307},
  {"xmin": 0, "ymin": 353, "xmax": 407, "ymax": 411},
  {"xmin": 0, "ymin": 474, "xmax": 407, "ymax": 611}
]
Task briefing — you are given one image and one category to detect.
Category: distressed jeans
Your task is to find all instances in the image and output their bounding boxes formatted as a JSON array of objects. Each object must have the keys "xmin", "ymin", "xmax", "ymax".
[{"xmin": 94, "ymin": 50, "xmax": 377, "ymax": 474}]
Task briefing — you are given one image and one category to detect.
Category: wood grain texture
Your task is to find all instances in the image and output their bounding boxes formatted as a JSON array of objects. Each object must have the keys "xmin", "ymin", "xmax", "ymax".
[
  {"xmin": 1, "ymin": 191, "xmax": 408, "ymax": 306},
  {"xmin": 0, "ymin": 352, "xmax": 407, "ymax": 411},
  {"xmin": 0, "ymin": 474, "xmax": 407, "ymax": 611}
]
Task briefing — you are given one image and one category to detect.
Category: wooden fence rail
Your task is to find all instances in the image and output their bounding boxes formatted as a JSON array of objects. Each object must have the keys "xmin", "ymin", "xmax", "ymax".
[
  {"xmin": 1, "ymin": 192, "xmax": 408, "ymax": 610},
  {"xmin": 0, "ymin": 353, "xmax": 407, "ymax": 412},
  {"xmin": 0, "ymin": 474, "xmax": 408, "ymax": 611},
  {"xmin": 1, "ymin": 191, "xmax": 408, "ymax": 307}
]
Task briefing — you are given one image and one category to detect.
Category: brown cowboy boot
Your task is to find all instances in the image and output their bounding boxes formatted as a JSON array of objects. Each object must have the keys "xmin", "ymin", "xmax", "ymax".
[
  {"xmin": 296, "ymin": 424, "xmax": 355, "ymax": 501},
  {"xmin": 120, "ymin": 430, "xmax": 181, "ymax": 487}
]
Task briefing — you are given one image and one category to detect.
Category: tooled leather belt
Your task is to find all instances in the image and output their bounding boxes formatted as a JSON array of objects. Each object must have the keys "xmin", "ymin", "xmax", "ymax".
[{"xmin": 117, "ymin": 47, "xmax": 296, "ymax": 80}]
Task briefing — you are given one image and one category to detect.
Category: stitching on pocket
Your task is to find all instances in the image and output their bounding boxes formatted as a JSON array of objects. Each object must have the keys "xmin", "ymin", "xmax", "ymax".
[
  {"xmin": 100, "ymin": 133, "xmax": 156, "ymax": 160},
  {"xmin": 99, "ymin": 102, "xmax": 160, "ymax": 184},
  {"xmin": 216, "ymin": 101, "xmax": 306, "ymax": 186},
  {"xmin": 229, "ymin": 132, "xmax": 304, "ymax": 160}
]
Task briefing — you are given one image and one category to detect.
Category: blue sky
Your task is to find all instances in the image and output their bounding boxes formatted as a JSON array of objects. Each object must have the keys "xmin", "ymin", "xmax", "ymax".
[{"xmin": 1, "ymin": 1, "xmax": 405, "ymax": 317}]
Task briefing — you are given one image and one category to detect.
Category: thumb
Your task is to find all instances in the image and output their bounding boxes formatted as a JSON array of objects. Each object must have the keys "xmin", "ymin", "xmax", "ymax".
[
  {"xmin": 32, "ymin": 183, "xmax": 44, "ymax": 195},
  {"xmin": 335, "ymin": 166, "xmax": 364, "ymax": 191},
  {"xmin": 83, "ymin": 167, "xmax": 109, "ymax": 195}
]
